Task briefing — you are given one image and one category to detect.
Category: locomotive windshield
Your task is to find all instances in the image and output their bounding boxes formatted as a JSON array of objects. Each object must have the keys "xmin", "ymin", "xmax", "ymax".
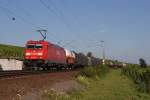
[
  {"xmin": 27, "ymin": 44, "xmax": 43, "ymax": 49},
  {"xmin": 27, "ymin": 44, "xmax": 35, "ymax": 49},
  {"xmin": 36, "ymin": 44, "xmax": 42, "ymax": 49}
]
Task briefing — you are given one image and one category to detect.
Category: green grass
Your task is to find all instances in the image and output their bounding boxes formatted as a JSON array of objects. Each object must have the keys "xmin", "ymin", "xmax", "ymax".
[
  {"xmin": 76, "ymin": 70, "xmax": 150, "ymax": 100},
  {"xmin": 122, "ymin": 64, "xmax": 150, "ymax": 93},
  {"xmin": 0, "ymin": 44, "xmax": 24, "ymax": 59},
  {"xmin": 47, "ymin": 69, "xmax": 150, "ymax": 100},
  {"xmin": 79, "ymin": 65, "xmax": 109, "ymax": 79}
]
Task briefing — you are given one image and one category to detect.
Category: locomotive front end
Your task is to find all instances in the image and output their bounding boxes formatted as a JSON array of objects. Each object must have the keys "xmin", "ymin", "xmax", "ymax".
[
  {"xmin": 25, "ymin": 43, "xmax": 44, "ymax": 60},
  {"xmin": 23, "ymin": 40, "xmax": 47, "ymax": 70}
]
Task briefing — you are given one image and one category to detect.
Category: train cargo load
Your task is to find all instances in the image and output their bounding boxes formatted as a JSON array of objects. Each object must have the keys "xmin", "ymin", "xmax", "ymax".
[{"xmin": 65, "ymin": 49, "xmax": 76, "ymax": 67}]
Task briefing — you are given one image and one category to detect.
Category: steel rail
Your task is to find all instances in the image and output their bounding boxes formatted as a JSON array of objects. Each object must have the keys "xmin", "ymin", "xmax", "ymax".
[{"xmin": 0, "ymin": 69, "xmax": 80, "ymax": 79}]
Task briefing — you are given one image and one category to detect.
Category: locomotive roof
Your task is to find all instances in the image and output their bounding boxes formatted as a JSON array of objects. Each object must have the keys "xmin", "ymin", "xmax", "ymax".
[
  {"xmin": 27, "ymin": 40, "xmax": 48, "ymax": 44},
  {"xmin": 26, "ymin": 40, "xmax": 63, "ymax": 49}
]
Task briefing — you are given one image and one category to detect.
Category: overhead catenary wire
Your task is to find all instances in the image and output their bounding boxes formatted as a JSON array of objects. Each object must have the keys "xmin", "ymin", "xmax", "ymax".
[
  {"xmin": 0, "ymin": 5, "xmax": 42, "ymax": 29},
  {"xmin": 0, "ymin": 6, "xmax": 12, "ymax": 19},
  {"xmin": 4, "ymin": 0, "xmax": 59, "ymax": 40},
  {"xmin": 2, "ymin": 1, "xmax": 62, "ymax": 43},
  {"xmin": 9, "ymin": 0, "xmax": 35, "ymax": 22},
  {"xmin": 39, "ymin": 0, "xmax": 78, "ymax": 46},
  {"xmin": 39, "ymin": 0, "xmax": 73, "ymax": 33},
  {"xmin": 47, "ymin": 0, "xmax": 64, "ymax": 19},
  {"xmin": 5, "ymin": 0, "xmax": 33, "ymax": 19},
  {"xmin": 46, "ymin": 0, "xmax": 86, "ymax": 49},
  {"xmin": 39, "ymin": 0, "xmax": 60, "ymax": 18},
  {"xmin": 47, "ymin": 0, "xmax": 75, "ymax": 32},
  {"xmin": 0, "ymin": 1, "xmax": 75, "ymax": 49},
  {"xmin": 0, "ymin": 1, "xmax": 92, "ymax": 55}
]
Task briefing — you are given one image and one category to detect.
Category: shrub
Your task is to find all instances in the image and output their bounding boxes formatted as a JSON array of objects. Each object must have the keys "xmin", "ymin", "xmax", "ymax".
[
  {"xmin": 122, "ymin": 64, "xmax": 150, "ymax": 93},
  {"xmin": 96, "ymin": 65, "xmax": 109, "ymax": 77},
  {"xmin": 80, "ymin": 66, "xmax": 97, "ymax": 78},
  {"xmin": 76, "ymin": 75, "xmax": 90, "ymax": 86},
  {"xmin": 139, "ymin": 58, "xmax": 147, "ymax": 68},
  {"xmin": 43, "ymin": 89, "xmax": 70, "ymax": 100},
  {"xmin": 79, "ymin": 65, "xmax": 109, "ymax": 79}
]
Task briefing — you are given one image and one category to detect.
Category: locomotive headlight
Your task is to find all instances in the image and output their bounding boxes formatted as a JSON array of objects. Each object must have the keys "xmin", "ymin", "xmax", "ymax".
[
  {"xmin": 26, "ymin": 53, "xmax": 31, "ymax": 56},
  {"xmin": 37, "ymin": 53, "xmax": 43, "ymax": 56}
]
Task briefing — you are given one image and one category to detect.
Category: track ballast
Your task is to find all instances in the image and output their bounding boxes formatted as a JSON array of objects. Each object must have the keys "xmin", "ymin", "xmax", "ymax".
[{"xmin": 0, "ymin": 69, "xmax": 79, "ymax": 79}]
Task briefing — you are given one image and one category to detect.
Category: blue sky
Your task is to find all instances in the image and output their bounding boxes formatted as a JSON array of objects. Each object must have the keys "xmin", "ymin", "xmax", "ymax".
[{"xmin": 0, "ymin": 0, "xmax": 150, "ymax": 64}]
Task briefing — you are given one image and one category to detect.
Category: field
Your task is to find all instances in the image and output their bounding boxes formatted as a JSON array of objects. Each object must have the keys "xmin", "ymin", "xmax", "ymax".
[
  {"xmin": 45, "ymin": 68, "xmax": 150, "ymax": 100},
  {"xmin": 0, "ymin": 44, "xmax": 24, "ymax": 59},
  {"xmin": 73, "ymin": 70, "xmax": 150, "ymax": 100}
]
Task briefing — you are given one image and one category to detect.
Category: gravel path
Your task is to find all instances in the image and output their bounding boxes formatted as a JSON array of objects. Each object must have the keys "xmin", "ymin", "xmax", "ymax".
[{"xmin": 0, "ymin": 71, "xmax": 79, "ymax": 100}]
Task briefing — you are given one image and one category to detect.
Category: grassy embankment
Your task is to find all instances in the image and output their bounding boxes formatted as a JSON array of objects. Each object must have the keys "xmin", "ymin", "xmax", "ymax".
[
  {"xmin": 45, "ymin": 65, "xmax": 150, "ymax": 100},
  {"xmin": 0, "ymin": 44, "xmax": 24, "ymax": 59},
  {"xmin": 122, "ymin": 64, "xmax": 150, "ymax": 93}
]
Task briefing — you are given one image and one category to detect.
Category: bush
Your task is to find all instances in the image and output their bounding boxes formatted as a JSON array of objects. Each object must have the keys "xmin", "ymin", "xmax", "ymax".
[
  {"xmin": 96, "ymin": 65, "xmax": 109, "ymax": 77},
  {"xmin": 139, "ymin": 58, "xmax": 147, "ymax": 68},
  {"xmin": 80, "ymin": 66, "xmax": 97, "ymax": 78},
  {"xmin": 42, "ymin": 89, "xmax": 70, "ymax": 100},
  {"xmin": 79, "ymin": 65, "xmax": 109, "ymax": 79},
  {"xmin": 122, "ymin": 64, "xmax": 150, "ymax": 93},
  {"xmin": 76, "ymin": 75, "xmax": 90, "ymax": 86}
]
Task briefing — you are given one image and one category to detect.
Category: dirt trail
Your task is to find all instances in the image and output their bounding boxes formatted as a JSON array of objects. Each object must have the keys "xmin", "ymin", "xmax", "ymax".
[{"xmin": 0, "ymin": 71, "xmax": 78, "ymax": 100}]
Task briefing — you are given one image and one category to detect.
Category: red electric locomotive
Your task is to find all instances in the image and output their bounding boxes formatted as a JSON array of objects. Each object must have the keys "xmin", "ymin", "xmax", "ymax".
[
  {"xmin": 23, "ymin": 30, "xmax": 78, "ymax": 70},
  {"xmin": 23, "ymin": 40, "xmax": 66, "ymax": 70}
]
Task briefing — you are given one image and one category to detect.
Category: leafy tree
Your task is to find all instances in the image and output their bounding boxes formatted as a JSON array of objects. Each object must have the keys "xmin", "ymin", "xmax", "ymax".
[
  {"xmin": 139, "ymin": 58, "xmax": 147, "ymax": 68},
  {"xmin": 87, "ymin": 52, "xmax": 92, "ymax": 57}
]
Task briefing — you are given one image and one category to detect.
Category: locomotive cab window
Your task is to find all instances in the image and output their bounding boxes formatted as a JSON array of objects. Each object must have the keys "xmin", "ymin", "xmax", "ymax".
[
  {"xmin": 26, "ymin": 44, "xmax": 43, "ymax": 49},
  {"xmin": 26, "ymin": 44, "xmax": 35, "ymax": 49},
  {"xmin": 35, "ymin": 44, "xmax": 43, "ymax": 49}
]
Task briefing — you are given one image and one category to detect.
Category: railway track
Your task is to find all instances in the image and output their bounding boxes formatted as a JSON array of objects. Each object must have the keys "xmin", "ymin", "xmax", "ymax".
[
  {"xmin": 0, "ymin": 69, "xmax": 79, "ymax": 99},
  {"xmin": 0, "ymin": 69, "xmax": 80, "ymax": 79},
  {"xmin": 0, "ymin": 70, "xmax": 50, "ymax": 78}
]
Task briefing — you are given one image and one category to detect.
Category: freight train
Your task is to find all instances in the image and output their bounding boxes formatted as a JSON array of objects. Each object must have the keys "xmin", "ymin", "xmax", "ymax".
[{"xmin": 23, "ymin": 40, "xmax": 100, "ymax": 70}]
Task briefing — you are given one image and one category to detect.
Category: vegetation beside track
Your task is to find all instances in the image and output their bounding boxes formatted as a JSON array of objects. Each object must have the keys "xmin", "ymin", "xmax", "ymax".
[
  {"xmin": 122, "ymin": 64, "xmax": 150, "ymax": 93},
  {"xmin": 45, "ymin": 65, "xmax": 150, "ymax": 100},
  {"xmin": 0, "ymin": 44, "xmax": 23, "ymax": 59}
]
